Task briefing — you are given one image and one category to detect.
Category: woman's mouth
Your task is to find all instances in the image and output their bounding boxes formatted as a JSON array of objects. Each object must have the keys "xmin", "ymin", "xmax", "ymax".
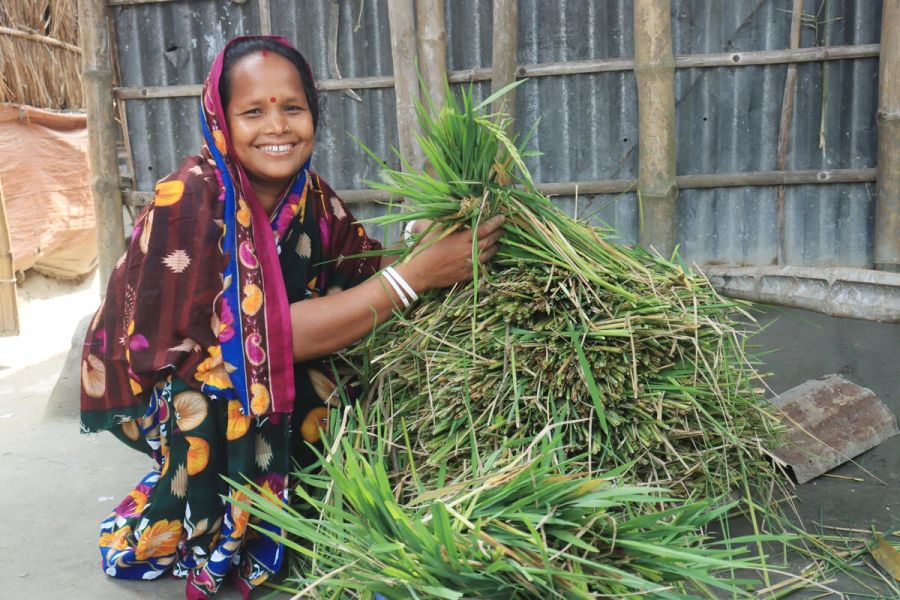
[{"xmin": 258, "ymin": 143, "xmax": 295, "ymax": 155}]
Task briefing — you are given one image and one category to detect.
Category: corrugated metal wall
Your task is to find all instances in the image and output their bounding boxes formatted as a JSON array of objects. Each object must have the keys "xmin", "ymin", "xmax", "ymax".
[{"xmin": 111, "ymin": 0, "xmax": 881, "ymax": 267}]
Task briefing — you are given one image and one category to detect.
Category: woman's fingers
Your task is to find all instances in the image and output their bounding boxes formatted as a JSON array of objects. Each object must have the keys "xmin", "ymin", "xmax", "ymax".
[
  {"xmin": 475, "ymin": 215, "xmax": 505, "ymax": 239},
  {"xmin": 478, "ymin": 243, "xmax": 499, "ymax": 264},
  {"xmin": 477, "ymin": 229, "xmax": 503, "ymax": 251}
]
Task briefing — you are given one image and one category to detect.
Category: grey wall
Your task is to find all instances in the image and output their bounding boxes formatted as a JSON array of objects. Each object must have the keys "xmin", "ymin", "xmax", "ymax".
[{"xmin": 111, "ymin": 0, "xmax": 882, "ymax": 267}]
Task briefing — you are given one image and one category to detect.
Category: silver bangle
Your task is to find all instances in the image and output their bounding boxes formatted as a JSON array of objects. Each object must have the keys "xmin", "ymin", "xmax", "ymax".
[
  {"xmin": 403, "ymin": 220, "xmax": 417, "ymax": 244},
  {"xmin": 382, "ymin": 269, "xmax": 410, "ymax": 308},
  {"xmin": 385, "ymin": 266, "xmax": 418, "ymax": 302}
]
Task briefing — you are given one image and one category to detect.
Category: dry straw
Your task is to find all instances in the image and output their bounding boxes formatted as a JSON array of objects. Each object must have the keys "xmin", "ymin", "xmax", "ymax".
[{"xmin": 0, "ymin": 0, "xmax": 82, "ymax": 109}]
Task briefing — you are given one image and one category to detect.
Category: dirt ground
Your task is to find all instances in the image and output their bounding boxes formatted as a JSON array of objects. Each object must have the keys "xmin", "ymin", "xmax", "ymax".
[
  {"xmin": 0, "ymin": 272, "xmax": 194, "ymax": 598},
  {"xmin": 0, "ymin": 270, "xmax": 897, "ymax": 599}
]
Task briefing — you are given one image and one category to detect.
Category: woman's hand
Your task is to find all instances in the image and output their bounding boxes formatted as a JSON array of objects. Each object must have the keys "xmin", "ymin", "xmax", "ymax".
[
  {"xmin": 290, "ymin": 215, "xmax": 504, "ymax": 362},
  {"xmin": 400, "ymin": 215, "xmax": 505, "ymax": 291}
]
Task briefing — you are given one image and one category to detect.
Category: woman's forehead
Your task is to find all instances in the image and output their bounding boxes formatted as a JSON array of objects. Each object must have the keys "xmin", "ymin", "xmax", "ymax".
[{"xmin": 227, "ymin": 53, "xmax": 306, "ymax": 99}]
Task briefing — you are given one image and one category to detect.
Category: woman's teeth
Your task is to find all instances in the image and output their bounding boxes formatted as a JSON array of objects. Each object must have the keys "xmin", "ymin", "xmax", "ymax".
[{"xmin": 260, "ymin": 144, "xmax": 293, "ymax": 153}]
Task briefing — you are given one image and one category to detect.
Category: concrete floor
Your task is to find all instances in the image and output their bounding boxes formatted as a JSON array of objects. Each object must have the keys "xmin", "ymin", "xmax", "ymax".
[
  {"xmin": 752, "ymin": 305, "xmax": 899, "ymax": 536},
  {"xmin": 740, "ymin": 306, "xmax": 900, "ymax": 599},
  {"xmin": 0, "ymin": 303, "xmax": 897, "ymax": 599}
]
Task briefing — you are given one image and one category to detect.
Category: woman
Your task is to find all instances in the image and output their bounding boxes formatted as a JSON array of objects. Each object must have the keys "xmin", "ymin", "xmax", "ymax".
[{"xmin": 80, "ymin": 36, "xmax": 503, "ymax": 598}]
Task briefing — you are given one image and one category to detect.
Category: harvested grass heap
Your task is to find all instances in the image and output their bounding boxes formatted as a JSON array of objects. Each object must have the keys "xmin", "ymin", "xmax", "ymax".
[
  {"xmin": 238, "ymin": 415, "xmax": 777, "ymax": 599},
  {"xmin": 348, "ymin": 84, "xmax": 784, "ymax": 501},
  {"xmin": 235, "ymin": 85, "xmax": 799, "ymax": 598},
  {"xmin": 234, "ymin": 84, "xmax": 900, "ymax": 600},
  {"xmin": 0, "ymin": 0, "xmax": 82, "ymax": 109}
]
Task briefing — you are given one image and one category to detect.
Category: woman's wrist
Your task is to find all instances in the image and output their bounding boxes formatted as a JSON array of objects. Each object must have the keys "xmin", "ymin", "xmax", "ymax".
[{"xmin": 391, "ymin": 261, "xmax": 427, "ymax": 295}]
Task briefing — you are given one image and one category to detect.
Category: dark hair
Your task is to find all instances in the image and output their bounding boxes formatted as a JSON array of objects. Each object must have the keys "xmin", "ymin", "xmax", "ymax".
[{"xmin": 220, "ymin": 37, "xmax": 319, "ymax": 131}]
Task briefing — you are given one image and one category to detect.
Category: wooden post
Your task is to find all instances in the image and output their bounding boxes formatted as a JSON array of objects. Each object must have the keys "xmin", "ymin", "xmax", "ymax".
[
  {"xmin": 0, "ymin": 176, "xmax": 19, "ymax": 336},
  {"xmin": 634, "ymin": 0, "xmax": 677, "ymax": 258},
  {"xmin": 258, "ymin": 0, "xmax": 272, "ymax": 35},
  {"xmin": 416, "ymin": 0, "xmax": 448, "ymax": 112},
  {"xmin": 875, "ymin": 0, "xmax": 900, "ymax": 272},
  {"xmin": 490, "ymin": 0, "xmax": 518, "ymax": 118},
  {"xmin": 78, "ymin": 0, "xmax": 125, "ymax": 288},
  {"xmin": 775, "ymin": 0, "xmax": 804, "ymax": 265},
  {"xmin": 387, "ymin": 0, "xmax": 425, "ymax": 173}
]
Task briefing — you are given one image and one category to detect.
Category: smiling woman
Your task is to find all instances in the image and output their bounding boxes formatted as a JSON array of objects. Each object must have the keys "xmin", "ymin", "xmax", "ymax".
[
  {"xmin": 79, "ymin": 35, "xmax": 504, "ymax": 598},
  {"xmin": 224, "ymin": 48, "xmax": 316, "ymax": 212}
]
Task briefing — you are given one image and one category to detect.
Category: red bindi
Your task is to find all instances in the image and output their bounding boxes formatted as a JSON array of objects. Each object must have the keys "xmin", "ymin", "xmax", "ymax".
[
  {"xmin": 270, "ymin": 97, "xmax": 277, "ymax": 103},
  {"xmin": 261, "ymin": 49, "xmax": 269, "ymax": 57}
]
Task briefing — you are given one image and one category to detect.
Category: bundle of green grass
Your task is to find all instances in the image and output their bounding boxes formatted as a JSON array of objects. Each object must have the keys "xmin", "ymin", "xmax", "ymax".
[
  {"xmin": 234, "ymin": 84, "xmax": 795, "ymax": 598},
  {"xmin": 237, "ymin": 409, "xmax": 779, "ymax": 599},
  {"xmin": 347, "ymin": 83, "xmax": 783, "ymax": 501}
]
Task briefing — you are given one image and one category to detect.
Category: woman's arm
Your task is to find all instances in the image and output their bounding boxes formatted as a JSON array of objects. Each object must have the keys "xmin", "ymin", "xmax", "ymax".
[{"xmin": 291, "ymin": 216, "xmax": 504, "ymax": 362}]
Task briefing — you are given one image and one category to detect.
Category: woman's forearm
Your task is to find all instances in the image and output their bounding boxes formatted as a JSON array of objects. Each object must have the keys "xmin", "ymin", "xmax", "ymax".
[
  {"xmin": 379, "ymin": 248, "xmax": 402, "ymax": 269},
  {"xmin": 289, "ymin": 262, "xmax": 419, "ymax": 362},
  {"xmin": 291, "ymin": 215, "xmax": 504, "ymax": 363}
]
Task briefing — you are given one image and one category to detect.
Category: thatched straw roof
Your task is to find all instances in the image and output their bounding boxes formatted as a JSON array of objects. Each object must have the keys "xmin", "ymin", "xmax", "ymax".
[{"xmin": 0, "ymin": 0, "xmax": 82, "ymax": 110}]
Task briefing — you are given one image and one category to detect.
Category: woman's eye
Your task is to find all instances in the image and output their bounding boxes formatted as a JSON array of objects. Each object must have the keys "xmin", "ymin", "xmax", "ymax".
[
  {"xmin": 243, "ymin": 108, "xmax": 261, "ymax": 116},
  {"xmin": 285, "ymin": 105, "xmax": 306, "ymax": 113}
]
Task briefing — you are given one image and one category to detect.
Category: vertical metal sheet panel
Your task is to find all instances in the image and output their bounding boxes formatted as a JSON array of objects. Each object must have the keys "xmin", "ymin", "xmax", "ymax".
[
  {"xmin": 780, "ymin": 0, "xmax": 880, "ymax": 267},
  {"xmin": 111, "ymin": 0, "xmax": 882, "ymax": 268}
]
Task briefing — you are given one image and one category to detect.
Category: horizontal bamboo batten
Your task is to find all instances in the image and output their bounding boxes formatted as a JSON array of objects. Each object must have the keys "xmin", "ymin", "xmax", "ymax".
[
  {"xmin": 123, "ymin": 168, "xmax": 876, "ymax": 207},
  {"xmin": 113, "ymin": 43, "xmax": 880, "ymax": 100},
  {"xmin": 107, "ymin": 0, "xmax": 182, "ymax": 5}
]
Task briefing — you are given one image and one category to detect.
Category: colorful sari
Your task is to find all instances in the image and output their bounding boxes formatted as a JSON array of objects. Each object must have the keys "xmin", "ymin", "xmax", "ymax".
[{"xmin": 81, "ymin": 37, "xmax": 381, "ymax": 598}]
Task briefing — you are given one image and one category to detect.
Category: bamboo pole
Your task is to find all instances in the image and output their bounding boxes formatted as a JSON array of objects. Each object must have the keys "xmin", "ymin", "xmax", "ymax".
[
  {"xmin": 112, "ymin": 44, "xmax": 881, "ymax": 100},
  {"xmin": 258, "ymin": 0, "xmax": 272, "ymax": 36},
  {"xmin": 416, "ymin": 0, "xmax": 448, "ymax": 111},
  {"xmin": 491, "ymin": 0, "xmax": 518, "ymax": 118},
  {"xmin": 123, "ymin": 168, "xmax": 876, "ymax": 207},
  {"xmin": 776, "ymin": 0, "xmax": 804, "ymax": 265},
  {"xmin": 78, "ymin": 0, "xmax": 126, "ymax": 288},
  {"xmin": 107, "ymin": 0, "xmax": 181, "ymax": 5},
  {"xmin": 538, "ymin": 168, "xmax": 876, "ymax": 196},
  {"xmin": 875, "ymin": 0, "xmax": 900, "ymax": 272},
  {"xmin": 675, "ymin": 168, "xmax": 875, "ymax": 188},
  {"xmin": 0, "ymin": 176, "xmax": 19, "ymax": 336},
  {"xmin": 107, "ymin": 15, "xmax": 137, "ymax": 189},
  {"xmin": 387, "ymin": 0, "xmax": 425, "ymax": 173},
  {"xmin": 634, "ymin": 0, "xmax": 677, "ymax": 257}
]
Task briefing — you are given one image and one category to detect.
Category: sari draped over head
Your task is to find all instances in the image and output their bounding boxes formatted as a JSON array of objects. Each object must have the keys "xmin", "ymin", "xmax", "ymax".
[
  {"xmin": 80, "ymin": 36, "xmax": 382, "ymax": 598},
  {"xmin": 83, "ymin": 35, "xmax": 308, "ymax": 429}
]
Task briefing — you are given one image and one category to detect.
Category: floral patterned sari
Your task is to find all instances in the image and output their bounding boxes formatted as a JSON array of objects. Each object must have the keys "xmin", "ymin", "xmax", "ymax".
[{"xmin": 81, "ymin": 37, "xmax": 381, "ymax": 598}]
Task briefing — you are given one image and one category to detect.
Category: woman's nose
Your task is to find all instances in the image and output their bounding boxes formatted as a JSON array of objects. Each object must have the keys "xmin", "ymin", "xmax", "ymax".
[{"xmin": 265, "ymin": 109, "xmax": 287, "ymax": 134}]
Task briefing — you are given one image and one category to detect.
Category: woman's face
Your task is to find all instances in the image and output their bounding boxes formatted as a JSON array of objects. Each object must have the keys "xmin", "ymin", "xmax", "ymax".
[{"xmin": 225, "ymin": 51, "xmax": 315, "ymax": 193}]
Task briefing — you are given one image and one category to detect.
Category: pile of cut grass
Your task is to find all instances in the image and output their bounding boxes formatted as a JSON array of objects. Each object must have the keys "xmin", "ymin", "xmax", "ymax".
[
  {"xmin": 235, "ymin": 407, "xmax": 782, "ymax": 599},
  {"xmin": 347, "ymin": 83, "xmax": 783, "ymax": 501},
  {"xmin": 234, "ymin": 83, "xmax": 803, "ymax": 598}
]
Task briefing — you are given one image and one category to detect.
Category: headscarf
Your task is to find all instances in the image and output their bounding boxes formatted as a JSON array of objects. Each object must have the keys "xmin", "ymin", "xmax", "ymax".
[{"xmin": 81, "ymin": 36, "xmax": 312, "ymax": 430}]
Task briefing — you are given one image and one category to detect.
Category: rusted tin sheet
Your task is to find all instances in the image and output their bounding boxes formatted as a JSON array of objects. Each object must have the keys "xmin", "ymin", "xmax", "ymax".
[{"xmin": 770, "ymin": 374, "xmax": 899, "ymax": 484}]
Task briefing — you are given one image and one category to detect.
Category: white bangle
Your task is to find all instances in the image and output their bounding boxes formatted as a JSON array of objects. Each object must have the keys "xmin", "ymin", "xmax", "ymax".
[
  {"xmin": 385, "ymin": 266, "xmax": 418, "ymax": 302},
  {"xmin": 382, "ymin": 269, "xmax": 410, "ymax": 308},
  {"xmin": 403, "ymin": 220, "xmax": 417, "ymax": 244}
]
